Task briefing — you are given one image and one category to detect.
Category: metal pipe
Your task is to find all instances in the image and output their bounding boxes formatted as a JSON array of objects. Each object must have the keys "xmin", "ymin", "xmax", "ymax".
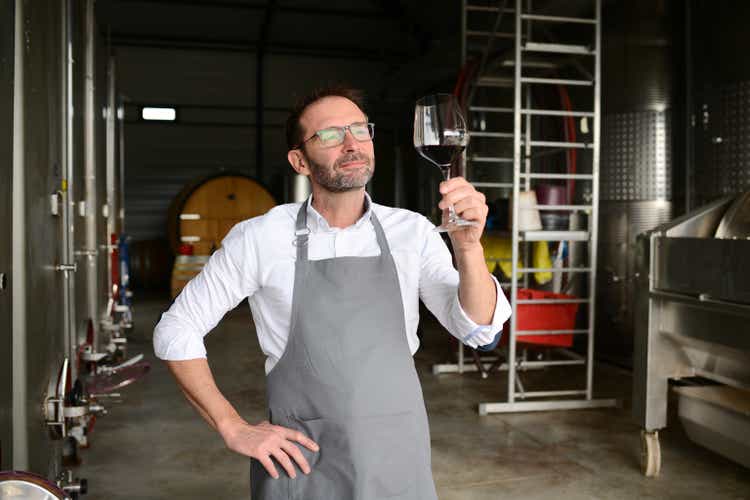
[
  {"xmin": 480, "ymin": 398, "xmax": 617, "ymax": 414},
  {"xmin": 527, "ymin": 140, "xmax": 592, "ymax": 148},
  {"xmin": 471, "ymin": 182, "xmax": 514, "ymax": 188},
  {"xmin": 520, "ymin": 173, "xmax": 594, "ymax": 179},
  {"xmin": 109, "ymin": 34, "xmax": 401, "ymax": 61},
  {"xmin": 586, "ymin": 0, "xmax": 602, "ymax": 400},
  {"xmin": 516, "ymin": 329, "xmax": 588, "ymax": 335},
  {"xmin": 521, "ymin": 0, "xmax": 532, "ymax": 322},
  {"xmin": 434, "ymin": 358, "xmax": 581, "ymax": 375},
  {"xmin": 522, "ymin": 109, "xmax": 595, "ymax": 117},
  {"xmin": 118, "ymin": 98, "xmax": 126, "ymax": 233},
  {"xmin": 684, "ymin": 0, "xmax": 693, "ymax": 213},
  {"xmin": 517, "ymin": 390, "xmax": 587, "ymax": 398},
  {"xmin": 106, "ymin": 56, "xmax": 116, "ymax": 300},
  {"xmin": 509, "ymin": 0, "xmax": 523, "ymax": 404},
  {"xmin": 114, "ymin": 0, "xmax": 389, "ymax": 19},
  {"xmin": 12, "ymin": 0, "xmax": 28, "ymax": 470},
  {"xmin": 522, "ymin": 42, "xmax": 594, "ymax": 55},
  {"xmin": 470, "ymin": 106, "xmax": 514, "ymax": 113},
  {"xmin": 520, "ymin": 14, "xmax": 596, "ymax": 24},
  {"xmin": 650, "ymin": 289, "xmax": 750, "ymax": 313},
  {"xmin": 520, "ymin": 77, "xmax": 593, "ymax": 86},
  {"xmin": 520, "ymin": 360, "xmax": 584, "ymax": 367},
  {"xmin": 62, "ymin": 0, "xmax": 77, "ymax": 381},
  {"xmin": 469, "ymin": 131, "xmax": 514, "ymax": 138},
  {"xmin": 84, "ymin": 0, "xmax": 99, "ymax": 349}
]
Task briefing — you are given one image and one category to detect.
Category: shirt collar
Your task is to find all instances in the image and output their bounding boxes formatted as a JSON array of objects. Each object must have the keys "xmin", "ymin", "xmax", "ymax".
[{"xmin": 305, "ymin": 192, "xmax": 373, "ymax": 233}]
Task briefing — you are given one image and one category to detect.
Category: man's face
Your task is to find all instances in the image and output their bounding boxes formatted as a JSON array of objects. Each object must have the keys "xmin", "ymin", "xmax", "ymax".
[{"xmin": 297, "ymin": 96, "xmax": 375, "ymax": 193}]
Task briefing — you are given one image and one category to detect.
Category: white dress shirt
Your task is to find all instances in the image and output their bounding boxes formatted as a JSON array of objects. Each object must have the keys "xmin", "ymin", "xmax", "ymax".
[{"xmin": 153, "ymin": 193, "xmax": 512, "ymax": 374}]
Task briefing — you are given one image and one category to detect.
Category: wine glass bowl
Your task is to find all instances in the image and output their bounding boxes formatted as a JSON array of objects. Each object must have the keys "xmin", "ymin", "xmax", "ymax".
[{"xmin": 414, "ymin": 93, "xmax": 477, "ymax": 232}]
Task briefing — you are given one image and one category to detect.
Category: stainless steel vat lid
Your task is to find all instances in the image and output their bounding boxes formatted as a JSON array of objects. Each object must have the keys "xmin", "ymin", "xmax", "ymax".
[{"xmin": 715, "ymin": 191, "xmax": 750, "ymax": 239}]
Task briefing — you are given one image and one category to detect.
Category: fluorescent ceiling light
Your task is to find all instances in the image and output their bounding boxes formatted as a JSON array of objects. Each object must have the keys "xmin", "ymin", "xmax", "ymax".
[{"xmin": 142, "ymin": 107, "xmax": 176, "ymax": 121}]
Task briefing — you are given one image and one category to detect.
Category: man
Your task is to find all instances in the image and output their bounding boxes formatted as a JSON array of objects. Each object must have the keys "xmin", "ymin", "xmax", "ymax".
[{"xmin": 153, "ymin": 86, "xmax": 511, "ymax": 499}]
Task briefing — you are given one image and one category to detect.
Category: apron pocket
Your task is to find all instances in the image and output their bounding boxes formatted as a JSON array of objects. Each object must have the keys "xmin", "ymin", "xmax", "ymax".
[
  {"xmin": 288, "ymin": 412, "xmax": 419, "ymax": 499},
  {"xmin": 250, "ymin": 456, "xmax": 290, "ymax": 500},
  {"xmin": 289, "ymin": 416, "xmax": 355, "ymax": 500}
]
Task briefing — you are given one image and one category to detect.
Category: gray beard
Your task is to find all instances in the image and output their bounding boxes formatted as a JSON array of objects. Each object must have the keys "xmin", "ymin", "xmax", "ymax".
[{"xmin": 305, "ymin": 152, "xmax": 375, "ymax": 193}]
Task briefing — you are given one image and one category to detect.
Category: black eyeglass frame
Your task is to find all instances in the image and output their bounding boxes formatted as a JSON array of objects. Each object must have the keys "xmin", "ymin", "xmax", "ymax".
[{"xmin": 293, "ymin": 122, "xmax": 375, "ymax": 150}]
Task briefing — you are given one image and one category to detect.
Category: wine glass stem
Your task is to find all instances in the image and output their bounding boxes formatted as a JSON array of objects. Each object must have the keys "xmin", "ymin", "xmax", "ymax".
[{"xmin": 441, "ymin": 167, "xmax": 458, "ymax": 222}]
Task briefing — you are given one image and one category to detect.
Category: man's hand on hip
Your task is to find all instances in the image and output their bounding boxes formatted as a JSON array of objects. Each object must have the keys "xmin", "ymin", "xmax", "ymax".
[{"xmin": 218, "ymin": 417, "xmax": 319, "ymax": 479}]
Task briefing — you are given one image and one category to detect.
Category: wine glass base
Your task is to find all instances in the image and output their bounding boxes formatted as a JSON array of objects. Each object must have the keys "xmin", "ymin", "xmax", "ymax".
[{"xmin": 434, "ymin": 218, "xmax": 480, "ymax": 233}]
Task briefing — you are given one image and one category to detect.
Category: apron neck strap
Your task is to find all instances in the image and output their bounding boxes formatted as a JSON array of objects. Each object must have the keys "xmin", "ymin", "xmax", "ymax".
[
  {"xmin": 295, "ymin": 200, "xmax": 311, "ymax": 261},
  {"xmin": 294, "ymin": 198, "xmax": 391, "ymax": 261}
]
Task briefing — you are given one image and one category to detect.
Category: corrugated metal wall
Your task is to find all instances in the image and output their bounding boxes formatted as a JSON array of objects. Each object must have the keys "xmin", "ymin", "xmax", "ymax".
[{"xmin": 691, "ymin": 1, "xmax": 750, "ymax": 206}]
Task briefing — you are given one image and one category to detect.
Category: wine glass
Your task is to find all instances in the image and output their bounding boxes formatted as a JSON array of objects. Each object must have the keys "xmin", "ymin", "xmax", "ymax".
[{"xmin": 414, "ymin": 93, "xmax": 477, "ymax": 232}]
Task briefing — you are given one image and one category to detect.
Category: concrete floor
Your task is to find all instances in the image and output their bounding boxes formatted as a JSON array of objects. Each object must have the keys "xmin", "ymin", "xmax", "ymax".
[{"xmin": 77, "ymin": 295, "xmax": 750, "ymax": 499}]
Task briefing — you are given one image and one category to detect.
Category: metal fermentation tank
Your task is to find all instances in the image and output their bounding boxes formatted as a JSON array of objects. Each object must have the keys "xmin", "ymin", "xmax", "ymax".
[{"xmin": 3, "ymin": 2, "xmax": 136, "ymax": 496}]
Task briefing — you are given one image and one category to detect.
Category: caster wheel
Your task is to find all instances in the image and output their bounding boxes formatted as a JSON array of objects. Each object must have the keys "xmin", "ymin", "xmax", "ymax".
[{"xmin": 641, "ymin": 430, "xmax": 661, "ymax": 477}]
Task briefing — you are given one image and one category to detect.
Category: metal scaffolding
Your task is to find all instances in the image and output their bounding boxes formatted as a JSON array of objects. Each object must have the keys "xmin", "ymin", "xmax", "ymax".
[{"xmin": 433, "ymin": 0, "xmax": 617, "ymax": 414}]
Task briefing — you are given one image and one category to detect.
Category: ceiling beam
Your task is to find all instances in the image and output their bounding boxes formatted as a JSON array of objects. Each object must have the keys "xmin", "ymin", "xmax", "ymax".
[
  {"xmin": 109, "ymin": 0, "xmax": 391, "ymax": 19},
  {"xmin": 108, "ymin": 32, "xmax": 408, "ymax": 61}
]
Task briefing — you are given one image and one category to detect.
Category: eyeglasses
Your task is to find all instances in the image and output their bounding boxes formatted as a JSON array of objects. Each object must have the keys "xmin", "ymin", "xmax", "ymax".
[{"xmin": 294, "ymin": 122, "xmax": 375, "ymax": 150}]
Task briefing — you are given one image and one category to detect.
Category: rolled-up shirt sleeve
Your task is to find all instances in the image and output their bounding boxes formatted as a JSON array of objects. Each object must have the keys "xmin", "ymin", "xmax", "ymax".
[
  {"xmin": 153, "ymin": 221, "xmax": 258, "ymax": 360},
  {"xmin": 418, "ymin": 223, "xmax": 512, "ymax": 349}
]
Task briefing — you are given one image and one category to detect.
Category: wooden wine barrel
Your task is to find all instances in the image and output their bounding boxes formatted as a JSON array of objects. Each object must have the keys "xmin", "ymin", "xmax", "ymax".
[
  {"xmin": 171, "ymin": 255, "xmax": 211, "ymax": 298},
  {"xmin": 167, "ymin": 174, "xmax": 276, "ymax": 255},
  {"xmin": 129, "ymin": 239, "xmax": 173, "ymax": 291}
]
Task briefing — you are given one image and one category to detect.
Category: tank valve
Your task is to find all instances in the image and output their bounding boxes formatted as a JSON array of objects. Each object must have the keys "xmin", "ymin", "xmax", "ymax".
[{"xmin": 57, "ymin": 469, "xmax": 88, "ymax": 498}]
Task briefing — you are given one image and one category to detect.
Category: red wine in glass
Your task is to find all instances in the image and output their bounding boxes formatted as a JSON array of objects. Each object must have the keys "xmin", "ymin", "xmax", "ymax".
[
  {"xmin": 414, "ymin": 94, "xmax": 476, "ymax": 232},
  {"xmin": 415, "ymin": 144, "xmax": 466, "ymax": 175}
]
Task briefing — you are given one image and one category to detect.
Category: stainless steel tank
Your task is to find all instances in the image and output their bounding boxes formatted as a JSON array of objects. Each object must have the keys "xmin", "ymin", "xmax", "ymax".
[
  {"xmin": 4, "ymin": 1, "xmax": 125, "ymax": 489},
  {"xmin": 597, "ymin": 0, "xmax": 678, "ymax": 366},
  {"xmin": 0, "ymin": 0, "xmax": 15, "ymax": 474}
]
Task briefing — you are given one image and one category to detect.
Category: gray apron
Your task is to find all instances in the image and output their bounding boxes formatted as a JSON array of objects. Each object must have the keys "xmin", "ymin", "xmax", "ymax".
[{"xmin": 250, "ymin": 200, "xmax": 438, "ymax": 500}]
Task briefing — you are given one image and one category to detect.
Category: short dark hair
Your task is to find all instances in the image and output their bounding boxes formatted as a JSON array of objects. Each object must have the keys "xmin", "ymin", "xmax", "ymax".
[{"xmin": 285, "ymin": 85, "xmax": 367, "ymax": 150}]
